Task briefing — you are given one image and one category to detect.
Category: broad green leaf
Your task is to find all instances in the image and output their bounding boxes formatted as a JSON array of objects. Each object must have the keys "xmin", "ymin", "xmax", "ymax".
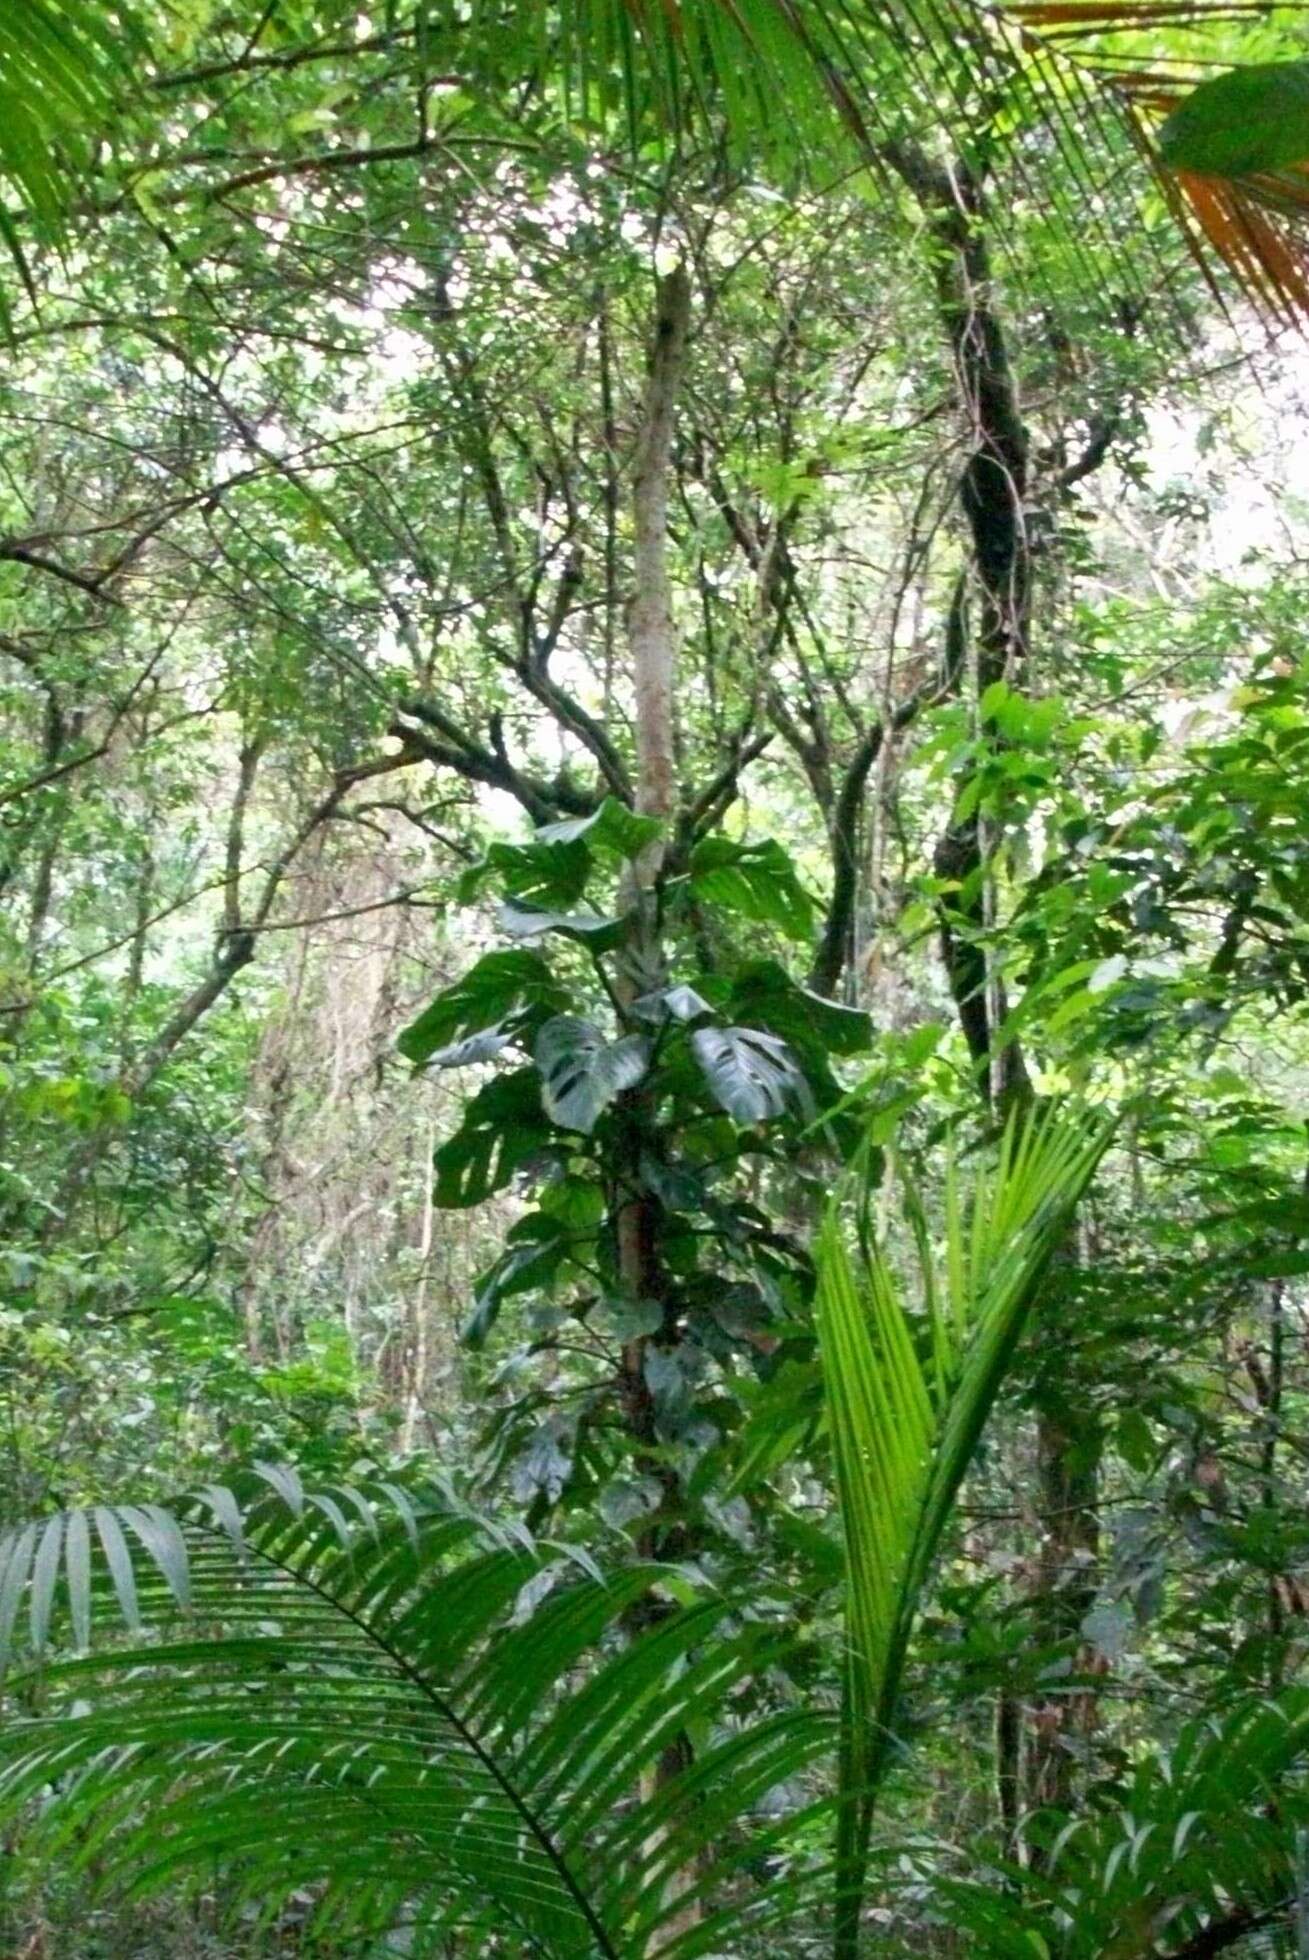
[
  {"xmin": 535, "ymin": 797, "xmax": 663, "ymax": 858},
  {"xmin": 466, "ymin": 1218, "xmax": 569, "ymax": 1347},
  {"xmin": 1160, "ymin": 61, "xmax": 1309, "ymax": 179},
  {"xmin": 691, "ymin": 1025, "xmax": 812, "ymax": 1123},
  {"xmin": 458, "ymin": 836, "xmax": 592, "ymax": 907},
  {"xmin": 689, "ymin": 836, "xmax": 816, "ymax": 941},
  {"xmin": 433, "ymin": 1067, "xmax": 556, "ymax": 1208},
  {"xmin": 726, "ymin": 959, "xmax": 872, "ymax": 1057},
  {"xmin": 534, "ymin": 1016, "xmax": 649, "ymax": 1133},
  {"xmin": 398, "ymin": 950, "xmax": 563, "ymax": 1065},
  {"xmin": 501, "ymin": 899, "xmax": 627, "ymax": 949}
]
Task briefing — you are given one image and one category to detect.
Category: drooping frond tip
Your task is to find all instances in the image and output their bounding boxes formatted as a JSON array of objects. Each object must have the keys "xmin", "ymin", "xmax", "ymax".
[{"xmin": 1002, "ymin": 5, "xmax": 1309, "ymax": 327}]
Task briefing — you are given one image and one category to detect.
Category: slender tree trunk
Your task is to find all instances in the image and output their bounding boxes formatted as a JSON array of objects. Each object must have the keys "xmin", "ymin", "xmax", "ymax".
[
  {"xmin": 614, "ymin": 261, "xmax": 699, "ymax": 1946},
  {"xmin": 615, "ymin": 260, "xmax": 691, "ymax": 1398},
  {"xmin": 887, "ymin": 146, "xmax": 1104, "ymax": 1841},
  {"xmin": 628, "ymin": 261, "xmax": 690, "ymax": 878}
]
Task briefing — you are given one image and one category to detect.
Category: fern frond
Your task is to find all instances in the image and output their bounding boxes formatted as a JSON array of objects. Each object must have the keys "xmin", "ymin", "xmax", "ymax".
[{"xmin": 934, "ymin": 1690, "xmax": 1309, "ymax": 1955}]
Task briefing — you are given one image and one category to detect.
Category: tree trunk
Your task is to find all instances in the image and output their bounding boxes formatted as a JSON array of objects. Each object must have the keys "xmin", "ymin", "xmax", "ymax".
[
  {"xmin": 887, "ymin": 145, "xmax": 1103, "ymax": 1841},
  {"xmin": 615, "ymin": 261, "xmax": 698, "ymax": 1947}
]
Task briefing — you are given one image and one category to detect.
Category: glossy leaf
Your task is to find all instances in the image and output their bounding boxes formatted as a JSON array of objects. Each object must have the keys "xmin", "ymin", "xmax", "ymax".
[
  {"xmin": 535, "ymin": 1016, "xmax": 649, "ymax": 1133},
  {"xmin": 691, "ymin": 1025, "xmax": 812, "ymax": 1123},
  {"xmin": 398, "ymin": 950, "xmax": 563, "ymax": 1066}
]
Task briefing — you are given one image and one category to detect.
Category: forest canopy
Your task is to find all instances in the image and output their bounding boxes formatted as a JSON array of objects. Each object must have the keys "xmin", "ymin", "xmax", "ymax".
[{"xmin": 4, "ymin": 1, "xmax": 1309, "ymax": 1955}]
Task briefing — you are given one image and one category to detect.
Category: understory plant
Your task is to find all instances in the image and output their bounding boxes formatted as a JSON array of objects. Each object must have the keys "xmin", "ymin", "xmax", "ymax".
[{"xmin": 0, "ymin": 1101, "xmax": 1230, "ymax": 1960}]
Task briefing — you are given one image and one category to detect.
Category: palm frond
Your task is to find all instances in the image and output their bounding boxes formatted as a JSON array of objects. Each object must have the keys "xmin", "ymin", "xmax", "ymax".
[
  {"xmin": 0, "ymin": 0, "xmax": 144, "ymax": 326},
  {"xmin": 0, "ymin": 1470, "xmax": 833, "ymax": 1957},
  {"xmin": 813, "ymin": 1100, "xmax": 1116, "ymax": 1953},
  {"xmin": 933, "ymin": 1690, "xmax": 1309, "ymax": 1955}
]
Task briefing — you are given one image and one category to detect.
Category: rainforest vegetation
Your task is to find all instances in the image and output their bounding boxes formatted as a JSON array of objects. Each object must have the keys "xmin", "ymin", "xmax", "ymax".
[{"xmin": 5, "ymin": 2, "xmax": 1309, "ymax": 1954}]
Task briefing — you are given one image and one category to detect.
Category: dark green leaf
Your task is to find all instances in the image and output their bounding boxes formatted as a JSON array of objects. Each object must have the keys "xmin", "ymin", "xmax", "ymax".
[
  {"xmin": 434, "ymin": 1068, "xmax": 555, "ymax": 1208},
  {"xmin": 727, "ymin": 960, "xmax": 871, "ymax": 1057},
  {"xmin": 458, "ymin": 836, "xmax": 591, "ymax": 908},
  {"xmin": 398, "ymin": 951, "xmax": 563, "ymax": 1065},
  {"xmin": 689, "ymin": 836, "xmax": 816, "ymax": 941},
  {"xmin": 501, "ymin": 900, "xmax": 627, "ymax": 949},
  {"xmin": 534, "ymin": 1016, "xmax": 649, "ymax": 1133},
  {"xmin": 535, "ymin": 797, "xmax": 663, "ymax": 858},
  {"xmin": 691, "ymin": 1026, "xmax": 812, "ymax": 1124},
  {"xmin": 466, "ymin": 1220, "xmax": 569, "ymax": 1348}
]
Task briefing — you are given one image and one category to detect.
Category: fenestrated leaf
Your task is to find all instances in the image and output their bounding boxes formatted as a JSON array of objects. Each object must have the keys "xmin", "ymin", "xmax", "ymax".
[
  {"xmin": 433, "ymin": 1067, "xmax": 557, "ymax": 1208},
  {"xmin": 535, "ymin": 1016, "xmax": 649, "ymax": 1133},
  {"xmin": 399, "ymin": 950, "xmax": 564, "ymax": 1066},
  {"xmin": 726, "ymin": 959, "xmax": 872, "ymax": 1057},
  {"xmin": 691, "ymin": 1025, "xmax": 812, "ymax": 1124},
  {"xmin": 1159, "ymin": 61, "xmax": 1309, "ymax": 180},
  {"xmin": 458, "ymin": 836, "xmax": 592, "ymax": 908}
]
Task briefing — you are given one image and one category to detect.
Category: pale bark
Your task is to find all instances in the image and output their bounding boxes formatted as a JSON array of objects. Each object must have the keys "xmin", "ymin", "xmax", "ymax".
[{"xmin": 628, "ymin": 262, "xmax": 691, "ymax": 878}]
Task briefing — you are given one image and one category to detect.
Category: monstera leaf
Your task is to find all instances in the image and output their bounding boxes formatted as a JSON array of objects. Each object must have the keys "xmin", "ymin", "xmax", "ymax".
[
  {"xmin": 399, "ymin": 950, "xmax": 564, "ymax": 1066},
  {"xmin": 534, "ymin": 1017, "xmax": 649, "ymax": 1133},
  {"xmin": 691, "ymin": 1026, "xmax": 812, "ymax": 1123}
]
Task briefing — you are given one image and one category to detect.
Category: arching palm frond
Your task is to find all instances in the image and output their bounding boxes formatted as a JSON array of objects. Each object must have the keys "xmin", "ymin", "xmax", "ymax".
[
  {"xmin": 0, "ymin": 0, "xmax": 142, "ymax": 325},
  {"xmin": 440, "ymin": 0, "xmax": 1309, "ymax": 324},
  {"xmin": 0, "ymin": 1107, "xmax": 1118, "ymax": 1959},
  {"xmin": 814, "ymin": 1102, "xmax": 1117, "ymax": 1955},
  {"xmin": 1002, "ymin": 2, "xmax": 1309, "ymax": 329},
  {"xmin": 0, "ymin": 1470, "xmax": 834, "ymax": 1958},
  {"xmin": 933, "ymin": 1691, "xmax": 1309, "ymax": 1956}
]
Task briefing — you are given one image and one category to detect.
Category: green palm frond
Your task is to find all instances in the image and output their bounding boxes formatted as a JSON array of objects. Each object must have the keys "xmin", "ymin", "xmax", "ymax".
[
  {"xmin": 0, "ymin": 0, "xmax": 143, "ymax": 325},
  {"xmin": 934, "ymin": 1690, "xmax": 1309, "ymax": 1956},
  {"xmin": 439, "ymin": 0, "xmax": 1309, "ymax": 324},
  {"xmin": 0, "ymin": 1468, "xmax": 834, "ymax": 1957},
  {"xmin": 813, "ymin": 1101, "xmax": 1116, "ymax": 1953}
]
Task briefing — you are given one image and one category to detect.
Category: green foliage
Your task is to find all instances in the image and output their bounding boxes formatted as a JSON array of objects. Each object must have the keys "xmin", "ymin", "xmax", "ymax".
[
  {"xmin": 816, "ymin": 1105, "xmax": 1115, "ymax": 1949},
  {"xmin": 0, "ymin": 1473, "xmax": 834, "ymax": 1958},
  {"xmin": 1159, "ymin": 59, "xmax": 1309, "ymax": 177},
  {"xmin": 0, "ymin": 1112, "xmax": 1123, "ymax": 1959},
  {"xmin": 0, "ymin": 1, "xmax": 144, "ymax": 320}
]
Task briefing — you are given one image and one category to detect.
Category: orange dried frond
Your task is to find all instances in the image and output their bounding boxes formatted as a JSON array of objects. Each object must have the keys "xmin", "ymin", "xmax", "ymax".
[{"xmin": 1176, "ymin": 167, "xmax": 1309, "ymax": 323}]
